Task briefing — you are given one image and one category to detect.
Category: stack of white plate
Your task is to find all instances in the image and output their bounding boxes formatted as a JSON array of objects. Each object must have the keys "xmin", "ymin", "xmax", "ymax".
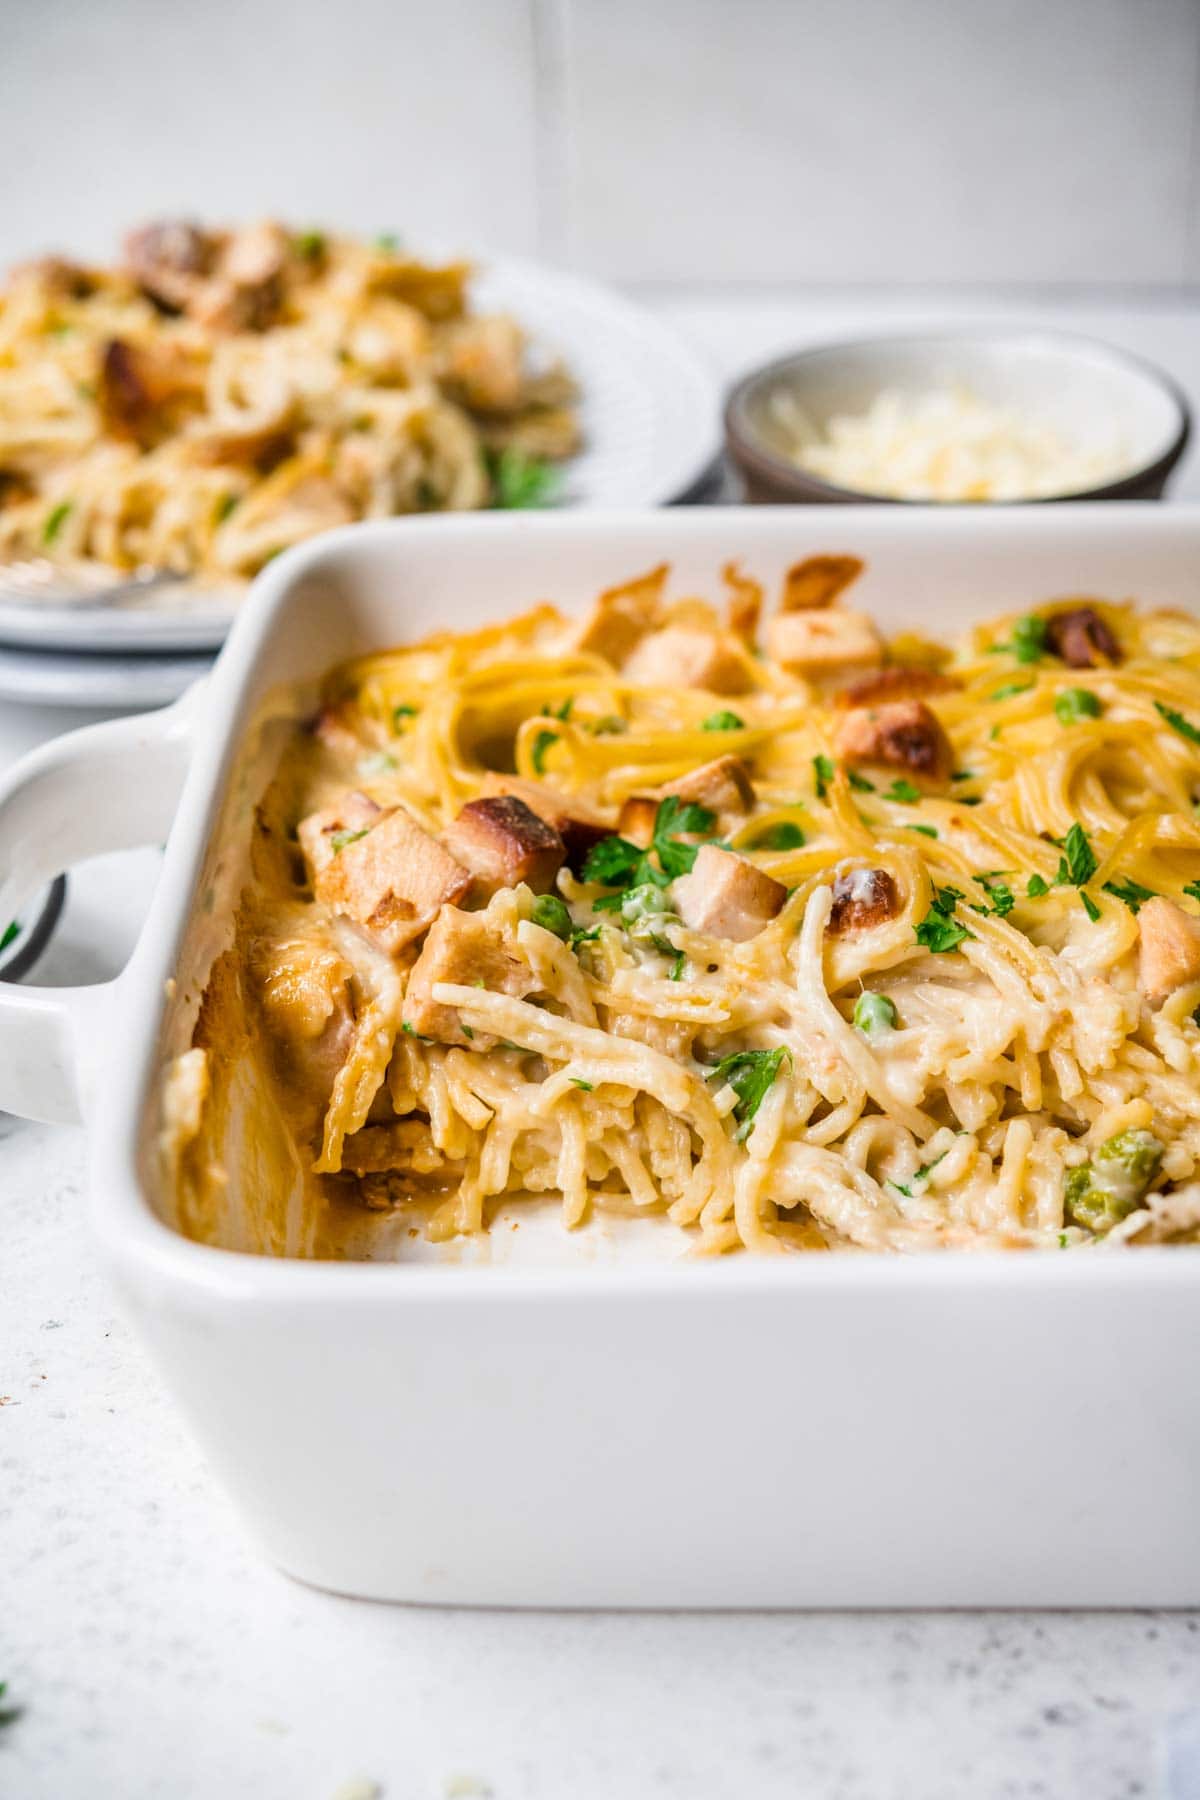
[{"xmin": 0, "ymin": 258, "xmax": 719, "ymax": 710}]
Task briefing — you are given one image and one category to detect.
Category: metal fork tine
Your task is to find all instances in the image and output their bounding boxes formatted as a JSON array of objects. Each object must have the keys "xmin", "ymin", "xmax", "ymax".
[{"xmin": 0, "ymin": 559, "xmax": 186, "ymax": 609}]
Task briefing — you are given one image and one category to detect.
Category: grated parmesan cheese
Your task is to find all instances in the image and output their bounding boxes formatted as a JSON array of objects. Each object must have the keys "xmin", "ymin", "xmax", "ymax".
[{"xmin": 784, "ymin": 386, "xmax": 1128, "ymax": 502}]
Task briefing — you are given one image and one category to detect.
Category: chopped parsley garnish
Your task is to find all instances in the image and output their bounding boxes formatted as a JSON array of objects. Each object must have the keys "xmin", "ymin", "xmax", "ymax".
[
  {"xmin": 669, "ymin": 950, "xmax": 687, "ymax": 981},
  {"xmin": 702, "ymin": 710, "xmax": 745, "ymax": 732},
  {"xmin": 853, "ymin": 991, "xmax": 897, "ymax": 1036},
  {"xmin": 990, "ymin": 680, "xmax": 1034, "ymax": 702},
  {"xmin": 570, "ymin": 1078, "xmax": 593, "ymax": 1092},
  {"xmin": 1055, "ymin": 821, "xmax": 1097, "ymax": 888},
  {"xmin": 889, "ymin": 1148, "xmax": 950, "ymax": 1199},
  {"xmin": 1155, "ymin": 701, "xmax": 1200, "ymax": 747},
  {"xmin": 990, "ymin": 614, "xmax": 1048, "ymax": 664},
  {"xmin": 813, "ymin": 754, "xmax": 835, "ymax": 800},
  {"xmin": 543, "ymin": 696, "xmax": 574, "ymax": 722},
  {"xmin": 906, "ymin": 823, "xmax": 938, "ymax": 839},
  {"xmin": 42, "ymin": 499, "xmax": 72, "ymax": 544},
  {"xmin": 488, "ymin": 446, "xmax": 561, "ymax": 510},
  {"xmin": 582, "ymin": 795, "xmax": 718, "ymax": 903},
  {"xmin": 749, "ymin": 820, "xmax": 806, "ymax": 851},
  {"xmin": 1054, "ymin": 687, "xmax": 1102, "ymax": 725},
  {"xmin": 952, "ymin": 769, "xmax": 975, "ymax": 783},
  {"xmin": 329, "ymin": 827, "xmax": 369, "ymax": 853},
  {"xmin": 531, "ymin": 728, "xmax": 558, "ymax": 775},
  {"xmin": 0, "ymin": 921, "xmax": 18, "ymax": 952},
  {"xmin": 401, "ymin": 1021, "xmax": 435, "ymax": 1043},
  {"xmin": 915, "ymin": 886, "xmax": 972, "ymax": 953},
  {"xmin": 652, "ymin": 795, "xmax": 717, "ymax": 878},
  {"xmin": 530, "ymin": 894, "xmax": 573, "ymax": 940},
  {"xmin": 885, "ymin": 778, "xmax": 922, "ymax": 804},
  {"xmin": 1103, "ymin": 877, "xmax": 1156, "ymax": 914},
  {"xmin": 293, "ymin": 229, "xmax": 326, "ymax": 260},
  {"xmin": 973, "ymin": 876, "xmax": 1015, "ymax": 917},
  {"xmin": 392, "ymin": 703, "xmax": 418, "ymax": 730},
  {"xmin": 0, "ymin": 1680, "xmax": 20, "ymax": 1727},
  {"xmin": 847, "ymin": 770, "xmax": 875, "ymax": 793},
  {"xmin": 707, "ymin": 1047, "xmax": 790, "ymax": 1142},
  {"xmin": 1026, "ymin": 873, "xmax": 1050, "ymax": 898},
  {"xmin": 1081, "ymin": 891, "xmax": 1101, "ymax": 922},
  {"xmin": 215, "ymin": 492, "xmax": 239, "ymax": 524}
]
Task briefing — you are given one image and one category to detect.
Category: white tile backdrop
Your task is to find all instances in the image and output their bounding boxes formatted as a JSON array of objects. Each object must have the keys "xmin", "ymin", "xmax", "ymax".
[{"xmin": 1, "ymin": 0, "xmax": 1198, "ymax": 288}]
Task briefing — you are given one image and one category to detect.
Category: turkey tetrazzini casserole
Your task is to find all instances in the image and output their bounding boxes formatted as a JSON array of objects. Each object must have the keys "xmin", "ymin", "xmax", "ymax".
[
  {"xmin": 171, "ymin": 558, "xmax": 1200, "ymax": 1254},
  {"xmin": 0, "ymin": 222, "xmax": 577, "ymax": 580}
]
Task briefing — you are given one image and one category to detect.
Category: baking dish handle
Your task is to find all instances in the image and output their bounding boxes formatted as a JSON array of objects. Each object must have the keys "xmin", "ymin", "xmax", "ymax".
[{"xmin": 0, "ymin": 684, "xmax": 205, "ymax": 1125}]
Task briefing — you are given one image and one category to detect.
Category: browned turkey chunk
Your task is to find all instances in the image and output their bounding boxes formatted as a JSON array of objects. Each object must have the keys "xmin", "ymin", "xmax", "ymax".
[
  {"xmin": 98, "ymin": 339, "xmax": 204, "ymax": 445},
  {"xmin": 1045, "ymin": 605, "xmax": 1121, "ymax": 669},
  {"xmin": 833, "ymin": 699, "xmax": 953, "ymax": 789},
  {"xmin": 623, "ymin": 624, "xmax": 750, "ymax": 695},
  {"xmin": 403, "ymin": 907, "xmax": 535, "ymax": 1047},
  {"xmin": 298, "ymin": 796, "xmax": 469, "ymax": 953},
  {"xmin": 443, "ymin": 796, "xmax": 565, "ymax": 898},
  {"xmin": 765, "ymin": 608, "xmax": 882, "ymax": 678},
  {"xmin": 780, "ymin": 555, "xmax": 864, "ymax": 612},
  {"xmin": 673, "ymin": 845, "xmax": 787, "ymax": 942},
  {"xmin": 254, "ymin": 934, "xmax": 356, "ymax": 1108},
  {"xmin": 619, "ymin": 755, "xmax": 756, "ymax": 848},
  {"xmin": 835, "ymin": 665, "xmax": 962, "ymax": 708},
  {"xmin": 827, "ymin": 868, "xmax": 900, "ymax": 934},
  {"xmin": 1136, "ymin": 897, "xmax": 1200, "ymax": 1002},
  {"xmin": 124, "ymin": 220, "xmax": 215, "ymax": 310},
  {"xmin": 477, "ymin": 773, "xmax": 609, "ymax": 871}
]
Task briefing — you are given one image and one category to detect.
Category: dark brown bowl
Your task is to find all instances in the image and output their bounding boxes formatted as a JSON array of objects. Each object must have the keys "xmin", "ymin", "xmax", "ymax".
[{"xmin": 725, "ymin": 330, "xmax": 1191, "ymax": 506}]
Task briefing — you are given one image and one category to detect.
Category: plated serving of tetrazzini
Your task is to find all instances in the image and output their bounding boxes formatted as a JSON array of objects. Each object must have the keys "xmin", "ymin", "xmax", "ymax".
[{"xmin": 168, "ymin": 555, "xmax": 1200, "ymax": 1254}]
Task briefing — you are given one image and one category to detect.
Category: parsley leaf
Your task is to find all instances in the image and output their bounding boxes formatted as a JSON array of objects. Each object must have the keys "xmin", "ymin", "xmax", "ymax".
[
  {"xmin": 293, "ymin": 229, "xmax": 327, "ymax": 259},
  {"xmin": 329, "ymin": 827, "xmax": 369, "ymax": 853},
  {"xmin": 488, "ymin": 446, "xmax": 561, "ymax": 510},
  {"xmin": 42, "ymin": 499, "xmax": 72, "ymax": 544},
  {"xmin": 570, "ymin": 1077, "xmax": 593, "ymax": 1091},
  {"xmin": 1055, "ymin": 822, "xmax": 1097, "ymax": 888},
  {"xmin": 915, "ymin": 888, "xmax": 972, "ymax": 953},
  {"xmin": 990, "ymin": 680, "xmax": 1034, "ymax": 702},
  {"xmin": 813, "ymin": 753, "xmax": 835, "ymax": 800},
  {"xmin": 885, "ymin": 778, "xmax": 922, "ymax": 803},
  {"xmin": 543, "ymin": 696, "xmax": 574, "ymax": 722},
  {"xmin": 707, "ymin": 1047, "xmax": 790, "ymax": 1142},
  {"xmin": 975, "ymin": 876, "xmax": 1014, "ymax": 916},
  {"xmin": 582, "ymin": 835, "xmax": 644, "ymax": 888},
  {"xmin": 1103, "ymin": 877, "xmax": 1156, "ymax": 914},
  {"xmin": 1155, "ymin": 701, "xmax": 1200, "ymax": 747},
  {"xmin": 531, "ymin": 728, "xmax": 558, "ymax": 775},
  {"xmin": 1184, "ymin": 881, "xmax": 1200, "ymax": 905},
  {"xmin": 906, "ymin": 823, "xmax": 938, "ymax": 839},
  {"xmin": 652, "ymin": 794, "xmax": 716, "ymax": 879},
  {"xmin": 1026, "ymin": 873, "xmax": 1050, "ymax": 898},
  {"xmin": 702, "ymin": 710, "xmax": 745, "ymax": 732},
  {"xmin": 1081, "ymin": 891, "xmax": 1101, "ymax": 922},
  {"xmin": 889, "ymin": 1147, "xmax": 950, "ymax": 1198},
  {"xmin": 1055, "ymin": 687, "xmax": 1102, "ymax": 725},
  {"xmin": 848, "ymin": 770, "xmax": 875, "ymax": 793},
  {"xmin": 749, "ymin": 820, "xmax": 806, "ymax": 851},
  {"xmin": 392, "ymin": 703, "xmax": 418, "ymax": 730}
]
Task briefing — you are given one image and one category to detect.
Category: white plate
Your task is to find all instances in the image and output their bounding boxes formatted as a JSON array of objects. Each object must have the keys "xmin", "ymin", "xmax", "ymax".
[
  {"xmin": 0, "ymin": 641, "xmax": 212, "ymax": 709},
  {"xmin": 0, "ymin": 256, "xmax": 719, "ymax": 658}
]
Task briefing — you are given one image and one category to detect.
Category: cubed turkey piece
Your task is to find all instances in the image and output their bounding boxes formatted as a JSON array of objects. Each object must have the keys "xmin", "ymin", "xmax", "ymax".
[
  {"xmin": 622, "ymin": 624, "xmax": 750, "ymax": 695},
  {"xmin": 833, "ymin": 699, "xmax": 954, "ymax": 790},
  {"xmin": 673, "ymin": 844, "xmax": 787, "ymax": 942},
  {"xmin": 1137, "ymin": 897, "xmax": 1200, "ymax": 1002},
  {"xmin": 765, "ymin": 608, "xmax": 882, "ymax": 677},
  {"xmin": 443, "ymin": 795, "xmax": 565, "ymax": 899},
  {"xmin": 477, "ymin": 773, "xmax": 609, "ymax": 870},
  {"xmin": 299, "ymin": 796, "xmax": 469, "ymax": 953},
  {"xmin": 403, "ymin": 906, "xmax": 535, "ymax": 1047},
  {"xmin": 571, "ymin": 567, "xmax": 666, "ymax": 665},
  {"xmin": 619, "ymin": 755, "xmax": 756, "ymax": 848}
]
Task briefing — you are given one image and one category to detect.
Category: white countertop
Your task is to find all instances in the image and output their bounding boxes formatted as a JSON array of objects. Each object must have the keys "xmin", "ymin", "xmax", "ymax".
[{"xmin": 5, "ymin": 291, "xmax": 1200, "ymax": 1800}]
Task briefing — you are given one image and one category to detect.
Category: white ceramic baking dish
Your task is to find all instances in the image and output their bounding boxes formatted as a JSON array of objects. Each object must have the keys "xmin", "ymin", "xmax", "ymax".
[{"xmin": 4, "ymin": 506, "xmax": 1200, "ymax": 1608}]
